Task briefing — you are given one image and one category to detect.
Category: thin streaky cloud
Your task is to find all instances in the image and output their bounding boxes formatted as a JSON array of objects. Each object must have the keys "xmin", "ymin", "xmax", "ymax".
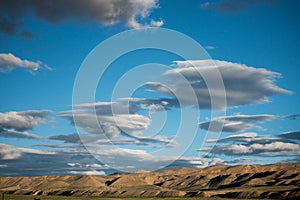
[
  {"xmin": 201, "ymin": 0, "xmax": 278, "ymax": 13},
  {"xmin": 0, "ymin": 53, "xmax": 53, "ymax": 73}
]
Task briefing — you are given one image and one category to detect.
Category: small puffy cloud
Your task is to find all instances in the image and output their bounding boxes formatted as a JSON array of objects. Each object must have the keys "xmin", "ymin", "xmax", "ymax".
[
  {"xmin": 204, "ymin": 45, "xmax": 216, "ymax": 50},
  {"xmin": 141, "ymin": 60, "xmax": 291, "ymax": 110},
  {"xmin": 69, "ymin": 170, "xmax": 106, "ymax": 176},
  {"xmin": 0, "ymin": 53, "xmax": 52, "ymax": 73},
  {"xmin": 0, "ymin": 0, "xmax": 163, "ymax": 37},
  {"xmin": 150, "ymin": 19, "xmax": 164, "ymax": 27},
  {"xmin": 168, "ymin": 157, "xmax": 224, "ymax": 169},
  {"xmin": 199, "ymin": 114, "xmax": 276, "ymax": 132}
]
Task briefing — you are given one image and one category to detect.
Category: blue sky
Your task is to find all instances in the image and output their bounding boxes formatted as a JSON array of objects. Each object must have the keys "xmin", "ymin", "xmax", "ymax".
[{"xmin": 0, "ymin": 0, "xmax": 300, "ymax": 176}]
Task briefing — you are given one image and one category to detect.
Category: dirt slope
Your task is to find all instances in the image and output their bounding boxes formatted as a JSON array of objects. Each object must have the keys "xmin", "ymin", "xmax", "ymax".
[{"xmin": 0, "ymin": 163, "xmax": 299, "ymax": 199}]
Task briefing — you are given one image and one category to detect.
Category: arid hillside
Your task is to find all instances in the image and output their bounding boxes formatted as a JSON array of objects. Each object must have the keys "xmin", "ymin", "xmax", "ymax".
[{"xmin": 0, "ymin": 163, "xmax": 299, "ymax": 199}]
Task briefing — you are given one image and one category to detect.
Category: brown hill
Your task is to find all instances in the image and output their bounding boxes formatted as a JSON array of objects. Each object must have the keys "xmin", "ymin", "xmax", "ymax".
[{"xmin": 0, "ymin": 163, "xmax": 299, "ymax": 199}]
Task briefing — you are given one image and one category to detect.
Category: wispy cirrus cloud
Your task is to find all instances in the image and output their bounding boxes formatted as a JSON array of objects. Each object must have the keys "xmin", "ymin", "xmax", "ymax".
[
  {"xmin": 0, "ymin": 0, "xmax": 163, "ymax": 37},
  {"xmin": 0, "ymin": 53, "xmax": 53, "ymax": 73}
]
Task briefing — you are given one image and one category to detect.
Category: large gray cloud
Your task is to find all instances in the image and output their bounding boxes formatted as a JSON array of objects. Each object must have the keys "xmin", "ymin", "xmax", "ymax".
[
  {"xmin": 0, "ymin": 53, "xmax": 52, "ymax": 73},
  {"xmin": 0, "ymin": 0, "xmax": 163, "ymax": 37},
  {"xmin": 199, "ymin": 114, "xmax": 276, "ymax": 132},
  {"xmin": 142, "ymin": 60, "xmax": 291, "ymax": 110},
  {"xmin": 0, "ymin": 110, "xmax": 50, "ymax": 139}
]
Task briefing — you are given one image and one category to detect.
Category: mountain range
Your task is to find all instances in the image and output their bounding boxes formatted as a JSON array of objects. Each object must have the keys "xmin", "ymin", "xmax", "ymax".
[{"xmin": 0, "ymin": 163, "xmax": 299, "ymax": 199}]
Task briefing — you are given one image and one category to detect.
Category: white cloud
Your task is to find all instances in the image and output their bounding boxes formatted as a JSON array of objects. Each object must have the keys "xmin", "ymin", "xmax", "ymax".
[
  {"xmin": 0, "ymin": 53, "xmax": 52, "ymax": 73},
  {"xmin": 0, "ymin": 110, "xmax": 50, "ymax": 131},
  {"xmin": 85, "ymin": 163, "xmax": 104, "ymax": 169},
  {"xmin": 0, "ymin": 143, "xmax": 21, "ymax": 160},
  {"xmin": 0, "ymin": 143, "xmax": 105, "ymax": 176},
  {"xmin": 0, "ymin": 110, "xmax": 50, "ymax": 140},
  {"xmin": 69, "ymin": 170, "xmax": 106, "ymax": 176},
  {"xmin": 199, "ymin": 114, "xmax": 276, "ymax": 132},
  {"xmin": 67, "ymin": 163, "xmax": 81, "ymax": 168},
  {"xmin": 0, "ymin": 129, "xmax": 42, "ymax": 139},
  {"xmin": 142, "ymin": 60, "xmax": 291, "ymax": 109},
  {"xmin": 202, "ymin": 141, "xmax": 300, "ymax": 156},
  {"xmin": 88, "ymin": 147, "xmax": 225, "ymax": 171},
  {"xmin": 206, "ymin": 132, "xmax": 258, "ymax": 143},
  {"xmin": 0, "ymin": 0, "xmax": 163, "ymax": 37},
  {"xmin": 204, "ymin": 45, "xmax": 216, "ymax": 50},
  {"xmin": 1, "ymin": 143, "xmax": 222, "ymax": 175},
  {"xmin": 60, "ymin": 102, "xmax": 150, "ymax": 139},
  {"xmin": 150, "ymin": 19, "xmax": 164, "ymax": 27},
  {"xmin": 18, "ymin": 147, "xmax": 55, "ymax": 155}
]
